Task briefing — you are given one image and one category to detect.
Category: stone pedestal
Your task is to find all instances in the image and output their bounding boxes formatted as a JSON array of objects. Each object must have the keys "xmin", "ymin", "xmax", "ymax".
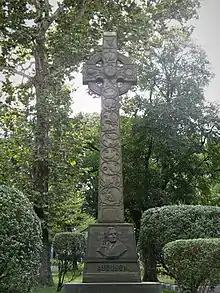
[
  {"xmin": 82, "ymin": 223, "xmax": 140, "ymax": 283},
  {"xmin": 64, "ymin": 282, "xmax": 162, "ymax": 293}
]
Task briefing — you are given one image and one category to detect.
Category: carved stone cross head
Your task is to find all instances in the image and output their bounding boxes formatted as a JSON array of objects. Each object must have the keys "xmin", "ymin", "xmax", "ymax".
[{"xmin": 83, "ymin": 32, "xmax": 137, "ymax": 96}]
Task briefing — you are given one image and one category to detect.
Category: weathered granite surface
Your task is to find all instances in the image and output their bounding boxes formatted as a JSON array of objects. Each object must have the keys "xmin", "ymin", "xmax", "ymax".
[
  {"xmin": 83, "ymin": 223, "xmax": 140, "ymax": 283},
  {"xmin": 83, "ymin": 32, "xmax": 136, "ymax": 223},
  {"xmin": 64, "ymin": 282, "xmax": 162, "ymax": 293},
  {"xmin": 81, "ymin": 31, "xmax": 141, "ymax": 284}
]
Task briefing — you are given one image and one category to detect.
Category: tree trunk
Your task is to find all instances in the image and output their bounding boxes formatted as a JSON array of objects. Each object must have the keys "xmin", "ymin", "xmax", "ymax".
[
  {"xmin": 142, "ymin": 248, "xmax": 158, "ymax": 282},
  {"xmin": 33, "ymin": 35, "xmax": 53, "ymax": 286},
  {"xmin": 130, "ymin": 208, "xmax": 142, "ymax": 243},
  {"xmin": 39, "ymin": 228, "xmax": 53, "ymax": 286},
  {"xmin": 191, "ymin": 287, "xmax": 198, "ymax": 293}
]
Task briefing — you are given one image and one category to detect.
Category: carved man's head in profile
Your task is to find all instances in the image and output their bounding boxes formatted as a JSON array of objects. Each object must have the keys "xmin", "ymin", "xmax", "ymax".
[{"xmin": 107, "ymin": 227, "xmax": 117, "ymax": 243}]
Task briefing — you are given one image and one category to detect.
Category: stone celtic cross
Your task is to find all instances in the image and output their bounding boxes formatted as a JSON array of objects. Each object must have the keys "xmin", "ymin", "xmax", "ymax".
[
  {"xmin": 83, "ymin": 32, "xmax": 137, "ymax": 223},
  {"xmin": 65, "ymin": 31, "xmax": 162, "ymax": 289}
]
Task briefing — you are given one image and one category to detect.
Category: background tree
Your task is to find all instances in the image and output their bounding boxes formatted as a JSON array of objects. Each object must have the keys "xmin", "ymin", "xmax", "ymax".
[{"xmin": 121, "ymin": 28, "xmax": 220, "ymax": 236}]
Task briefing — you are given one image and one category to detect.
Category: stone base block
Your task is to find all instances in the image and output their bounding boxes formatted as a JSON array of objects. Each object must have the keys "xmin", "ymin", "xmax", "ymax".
[
  {"xmin": 64, "ymin": 282, "xmax": 162, "ymax": 293},
  {"xmin": 83, "ymin": 223, "xmax": 141, "ymax": 283}
]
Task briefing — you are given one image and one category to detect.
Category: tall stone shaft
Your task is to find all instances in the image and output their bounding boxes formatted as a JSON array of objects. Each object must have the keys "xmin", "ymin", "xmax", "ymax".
[{"xmin": 98, "ymin": 33, "xmax": 123, "ymax": 222}]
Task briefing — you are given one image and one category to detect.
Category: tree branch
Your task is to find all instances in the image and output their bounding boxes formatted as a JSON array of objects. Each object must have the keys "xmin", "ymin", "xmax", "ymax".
[
  {"xmin": 0, "ymin": 272, "xmax": 7, "ymax": 280},
  {"xmin": 44, "ymin": 0, "xmax": 51, "ymax": 16},
  {"xmin": 42, "ymin": 3, "xmax": 65, "ymax": 31},
  {"xmin": 155, "ymin": 83, "xmax": 167, "ymax": 99},
  {"xmin": 157, "ymin": 251, "xmax": 176, "ymax": 280},
  {"xmin": 144, "ymin": 137, "xmax": 153, "ymax": 169},
  {"xmin": 73, "ymin": 0, "xmax": 88, "ymax": 26},
  {"xmin": 43, "ymin": 0, "xmax": 89, "ymax": 32},
  {"xmin": 149, "ymin": 79, "xmax": 156, "ymax": 103},
  {"xmin": 1, "ymin": 66, "xmax": 32, "ymax": 80},
  {"xmin": 0, "ymin": 65, "xmax": 35, "ymax": 87},
  {"xmin": 23, "ymin": 61, "xmax": 35, "ymax": 71},
  {"xmin": 84, "ymin": 142, "xmax": 99, "ymax": 152},
  {"xmin": 30, "ymin": 0, "xmax": 41, "ymax": 9}
]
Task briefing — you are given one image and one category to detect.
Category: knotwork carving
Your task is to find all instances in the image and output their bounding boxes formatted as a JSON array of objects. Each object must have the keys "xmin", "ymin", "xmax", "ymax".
[{"xmin": 83, "ymin": 32, "xmax": 137, "ymax": 222}]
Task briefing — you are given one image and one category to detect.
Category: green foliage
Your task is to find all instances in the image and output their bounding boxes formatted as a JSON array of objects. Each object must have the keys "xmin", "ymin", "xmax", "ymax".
[
  {"xmin": 139, "ymin": 205, "xmax": 220, "ymax": 281},
  {"xmin": 140, "ymin": 205, "xmax": 220, "ymax": 249},
  {"xmin": 53, "ymin": 232, "xmax": 86, "ymax": 261},
  {"xmin": 121, "ymin": 28, "xmax": 220, "ymax": 234},
  {"xmin": 47, "ymin": 116, "xmax": 96, "ymax": 233},
  {"xmin": 0, "ymin": 102, "xmax": 33, "ymax": 193},
  {"xmin": 34, "ymin": 287, "xmax": 56, "ymax": 293},
  {"xmin": 53, "ymin": 232, "xmax": 86, "ymax": 291},
  {"xmin": 163, "ymin": 238, "xmax": 220, "ymax": 292},
  {"xmin": 73, "ymin": 113, "xmax": 100, "ymax": 219},
  {"xmin": 206, "ymin": 183, "xmax": 220, "ymax": 206},
  {"xmin": 0, "ymin": 185, "xmax": 42, "ymax": 293}
]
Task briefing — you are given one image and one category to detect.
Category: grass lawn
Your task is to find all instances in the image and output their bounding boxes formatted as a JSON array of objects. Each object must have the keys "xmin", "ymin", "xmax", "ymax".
[
  {"xmin": 33, "ymin": 266, "xmax": 175, "ymax": 293},
  {"xmin": 34, "ymin": 273, "xmax": 82, "ymax": 293},
  {"xmin": 158, "ymin": 274, "xmax": 175, "ymax": 284},
  {"xmin": 34, "ymin": 286, "xmax": 57, "ymax": 293}
]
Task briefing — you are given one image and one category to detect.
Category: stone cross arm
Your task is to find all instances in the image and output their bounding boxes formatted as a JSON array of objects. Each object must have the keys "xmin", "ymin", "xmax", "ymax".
[{"xmin": 83, "ymin": 32, "xmax": 137, "ymax": 96}]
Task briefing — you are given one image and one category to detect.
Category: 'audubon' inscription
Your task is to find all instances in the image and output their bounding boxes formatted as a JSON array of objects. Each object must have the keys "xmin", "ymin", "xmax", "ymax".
[{"xmin": 97, "ymin": 264, "xmax": 129, "ymax": 272}]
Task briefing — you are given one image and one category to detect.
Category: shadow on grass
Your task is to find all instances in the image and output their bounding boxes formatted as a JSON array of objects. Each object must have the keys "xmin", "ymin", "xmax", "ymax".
[
  {"xmin": 34, "ymin": 275, "xmax": 82, "ymax": 293},
  {"xmin": 34, "ymin": 269, "xmax": 175, "ymax": 293},
  {"xmin": 34, "ymin": 287, "xmax": 57, "ymax": 293}
]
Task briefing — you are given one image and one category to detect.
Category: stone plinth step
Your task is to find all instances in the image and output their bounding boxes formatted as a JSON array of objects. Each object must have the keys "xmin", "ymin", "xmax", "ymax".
[{"xmin": 64, "ymin": 282, "xmax": 162, "ymax": 293}]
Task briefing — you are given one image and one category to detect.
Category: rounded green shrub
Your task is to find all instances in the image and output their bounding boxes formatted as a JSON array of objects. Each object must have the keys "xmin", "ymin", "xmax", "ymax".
[
  {"xmin": 0, "ymin": 185, "xmax": 42, "ymax": 293},
  {"xmin": 139, "ymin": 205, "xmax": 220, "ymax": 280},
  {"xmin": 163, "ymin": 238, "xmax": 220, "ymax": 293},
  {"xmin": 53, "ymin": 232, "xmax": 86, "ymax": 291},
  {"xmin": 139, "ymin": 205, "xmax": 220, "ymax": 253},
  {"xmin": 53, "ymin": 232, "xmax": 86, "ymax": 261}
]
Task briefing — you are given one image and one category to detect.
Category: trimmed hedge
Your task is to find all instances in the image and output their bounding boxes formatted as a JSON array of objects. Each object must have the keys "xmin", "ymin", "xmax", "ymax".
[
  {"xmin": 139, "ymin": 205, "xmax": 220, "ymax": 280},
  {"xmin": 53, "ymin": 232, "xmax": 86, "ymax": 291},
  {"xmin": 0, "ymin": 185, "xmax": 42, "ymax": 293},
  {"xmin": 163, "ymin": 238, "xmax": 220, "ymax": 292},
  {"xmin": 53, "ymin": 232, "xmax": 86, "ymax": 261}
]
